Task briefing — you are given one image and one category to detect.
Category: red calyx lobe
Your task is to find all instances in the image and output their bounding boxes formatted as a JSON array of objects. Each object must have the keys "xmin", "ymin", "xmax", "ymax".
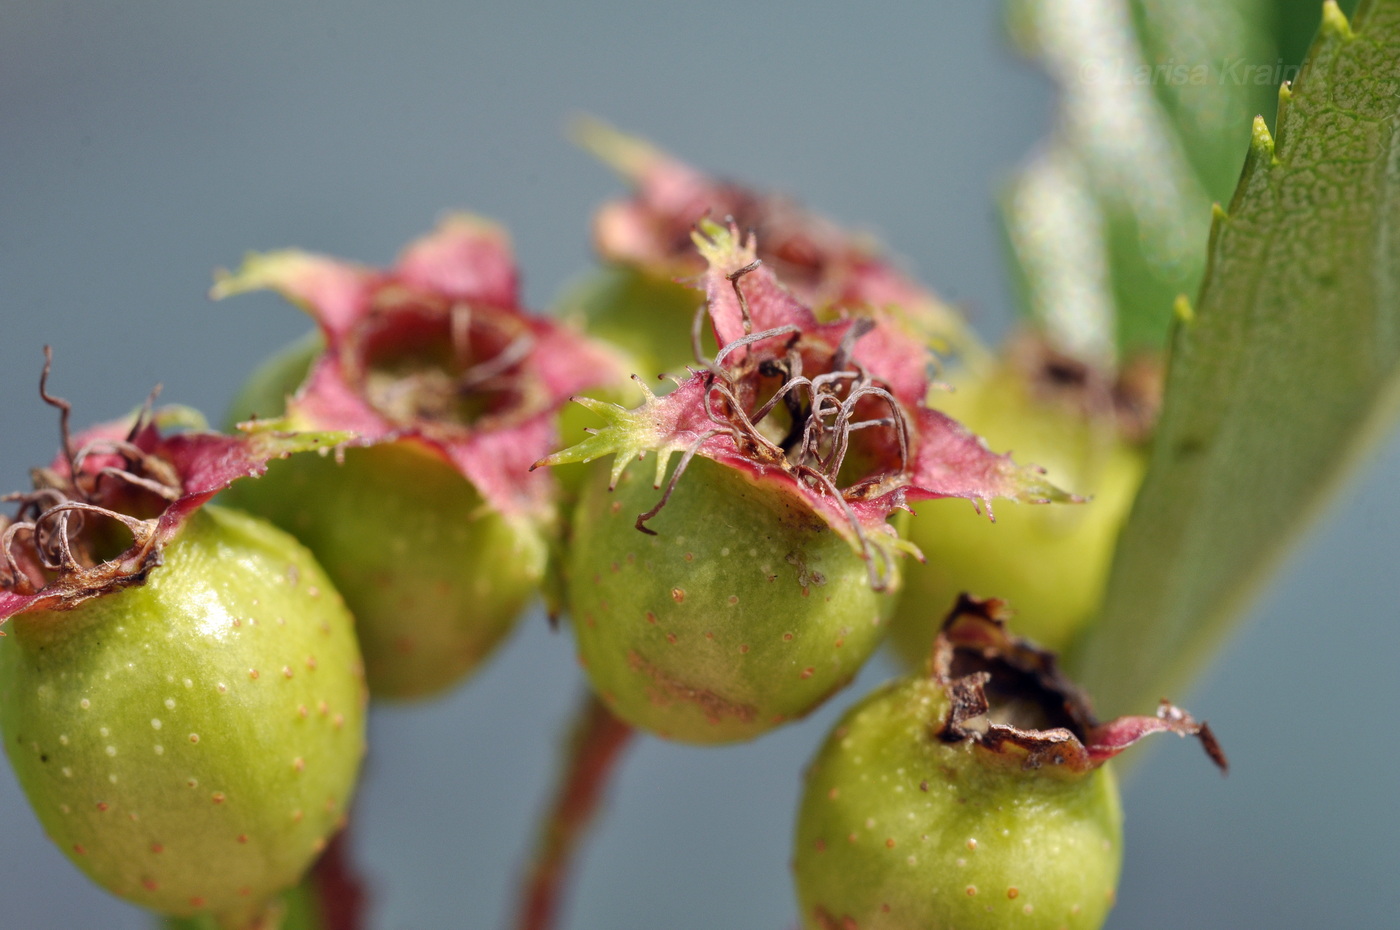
[
  {"xmin": 0, "ymin": 396, "xmax": 342, "ymax": 621},
  {"xmin": 931, "ymin": 594, "xmax": 1228, "ymax": 775},
  {"xmin": 214, "ymin": 214, "xmax": 627, "ymax": 523}
]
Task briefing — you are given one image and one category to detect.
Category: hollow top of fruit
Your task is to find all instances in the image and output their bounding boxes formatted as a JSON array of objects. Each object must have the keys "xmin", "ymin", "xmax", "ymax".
[
  {"xmin": 928, "ymin": 595, "xmax": 1228, "ymax": 777},
  {"xmin": 213, "ymin": 214, "xmax": 629, "ymax": 522},
  {"xmin": 0, "ymin": 355, "xmax": 344, "ymax": 620}
]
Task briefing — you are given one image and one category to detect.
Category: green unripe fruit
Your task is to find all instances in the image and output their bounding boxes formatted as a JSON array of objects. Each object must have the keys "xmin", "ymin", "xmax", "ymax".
[
  {"xmin": 214, "ymin": 215, "xmax": 626, "ymax": 701},
  {"xmin": 1, "ymin": 506, "xmax": 366, "ymax": 923},
  {"xmin": 892, "ymin": 343, "xmax": 1151, "ymax": 659},
  {"xmin": 553, "ymin": 265, "xmax": 706, "ymax": 380},
  {"xmin": 566, "ymin": 456, "xmax": 895, "ymax": 744},
  {"xmin": 224, "ymin": 330, "xmax": 321, "ymax": 430},
  {"xmin": 795, "ymin": 597, "xmax": 1223, "ymax": 930},
  {"xmin": 223, "ymin": 443, "xmax": 546, "ymax": 699},
  {"xmin": 794, "ymin": 678, "xmax": 1121, "ymax": 929}
]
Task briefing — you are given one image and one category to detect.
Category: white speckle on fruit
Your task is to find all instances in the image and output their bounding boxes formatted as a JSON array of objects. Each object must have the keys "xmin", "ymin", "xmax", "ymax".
[
  {"xmin": 956, "ymin": 857, "xmax": 967, "ymax": 868},
  {"xmin": 166, "ymin": 675, "xmax": 175, "ymax": 684},
  {"xmin": 164, "ymin": 698, "xmax": 176, "ymax": 710},
  {"xmin": 151, "ymin": 719, "xmax": 162, "ymax": 730},
  {"xmin": 59, "ymin": 804, "xmax": 70, "ymax": 814},
  {"xmin": 79, "ymin": 699, "xmax": 90, "ymax": 710},
  {"xmin": 99, "ymin": 727, "xmax": 109, "ymax": 738},
  {"xmin": 108, "ymin": 773, "xmax": 117, "ymax": 784},
  {"xmin": 216, "ymin": 682, "xmax": 228, "ymax": 693},
  {"xmin": 154, "ymin": 745, "xmax": 164, "ymax": 755},
  {"xmin": 183, "ymin": 678, "xmax": 192, "ymax": 689},
  {"xmin": 58, "ymin": 734, "xmax": 68, "ymax": 746},
  {"xmin": 105, "ymin": 746, "xmax": 116, "ymax": 757},
  {"xmin": 720, "ymin": 547, "xmax": 730, "ymax": 556},
  {"xmin": 61, "ymin": 767, "xmax": 72, "ymax": 778}
]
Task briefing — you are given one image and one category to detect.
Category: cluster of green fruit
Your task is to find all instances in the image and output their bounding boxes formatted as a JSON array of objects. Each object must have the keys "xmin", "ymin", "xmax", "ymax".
[{"xmin": 0, "ymin": 127, "xmax": 1221, "ymax": 930}]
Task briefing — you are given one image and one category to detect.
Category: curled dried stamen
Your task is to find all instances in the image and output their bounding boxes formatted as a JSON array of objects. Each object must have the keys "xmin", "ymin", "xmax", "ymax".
[
  {"xmin": 92, "ymin": 467, "xmax": 183, "ymax": 502},
  {"xmin": 701, "ymin": 377, "xmax": 783, "ymax": 461},
  {"xmin": 831, "ymin": 317, "xmax": 875, "ymax": 372},
  {"xmin": 726, "ymin": 259, "xmax": 763, "ymax": 334},
  {"xmin": 798, "ymin": 465, "xmax": 891, "ymax": 593},
  {"xmin": 38, "ymin": 347, "xmax": 77, "ymax": 490},
  {"xmin": 711, "ymin": 324, "xmax": 800, "ymax": 371},
  {"xmin": 690, "ymin": 302, "xmax": 712, "ymax": 369},
  {"xmin": 635, "ymin": 429, "xmax": 726, "ymax": 535},
  {"xmin": 458, "ymin": 329, "xmax": 535, "ymax": 393},
  {"xmin": 2, "ymin": 520, "xmax": 39, "ymax": 590},
  {"xmin": 749, "ymin": 373, "xmax": 811, "ymax": 428},
  {"xmin": 30, "ymin": 501, "xmax": 156, "ymax": 569},
  {"xmin": 451, "ymin": 304, "xmax": 474, "ymax": 368},
  {"xmin": 72, "ymin": 439, "xmax": 182, "ymax": 498}
]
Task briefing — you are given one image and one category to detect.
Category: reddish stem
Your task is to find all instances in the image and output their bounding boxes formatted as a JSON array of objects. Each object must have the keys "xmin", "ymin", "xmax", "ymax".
[
  {"xmin": 514, "ymin": 691, "xmax": 636, "ymax": 930},
  {"xmin": 311, "ymin": 826, "xmax": 370, "ymax": 930}
]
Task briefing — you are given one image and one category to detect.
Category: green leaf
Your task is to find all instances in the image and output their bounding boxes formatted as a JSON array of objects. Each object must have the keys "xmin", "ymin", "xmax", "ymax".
[
  {"xmin": 1073, "ymin": 0, "xmax": 1400, "ymax": 713},
  {"xmin": 1003, "ymin": 0, "xmax": 1275, "ymax": 358}
]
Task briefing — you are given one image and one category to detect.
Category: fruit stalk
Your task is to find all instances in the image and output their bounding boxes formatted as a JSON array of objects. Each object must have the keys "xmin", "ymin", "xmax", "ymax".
[{"xmin": 513, "ymin": 691, "xmax": 634, "ymax": 930}]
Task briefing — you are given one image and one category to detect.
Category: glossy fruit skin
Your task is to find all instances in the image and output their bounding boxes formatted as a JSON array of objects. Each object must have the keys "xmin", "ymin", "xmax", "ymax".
[
  {"xmin": 891, "ymin": 368, "xmax": 1145, "ymax": 660},
  {"xmin": 566, "ymin": 456, "xmax": 897, "ymax": 744},
  {"xmin": 0, "ymin": 505, "xmax": 366, "ymax": 921},
  {"xmin": 794, "ymin": 675, "xmax": 1122, "ymax": 930},
  {"xmin": 223, "ymin": 441, "xmax": 546, "ymax": 699}
]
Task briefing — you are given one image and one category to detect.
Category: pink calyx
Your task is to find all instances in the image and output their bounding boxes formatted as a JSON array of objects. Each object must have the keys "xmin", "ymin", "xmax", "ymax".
[{"xmin": 213, "ymin": 214, "xmax": 629, "ymax": 523}]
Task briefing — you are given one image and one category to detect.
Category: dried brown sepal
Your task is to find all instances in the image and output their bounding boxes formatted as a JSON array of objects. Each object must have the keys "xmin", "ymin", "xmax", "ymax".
[
  {"xmin": 929, "ymin": 594, "xmax": 1226, "ymax": 775},
  {"xmin": 0, "ymin": 353, "xmax": 345, "ymax": 620}
]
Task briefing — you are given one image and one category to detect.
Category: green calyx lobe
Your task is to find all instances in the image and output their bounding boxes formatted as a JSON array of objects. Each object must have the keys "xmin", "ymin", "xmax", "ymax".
[
  {"xmin": 567, "ymin": 456, "xmax": 896, "ymax": 744},
  {"xmin": 0, "ymin": 505, "xmax": 366, "ymax": 921},
  {"xmin": 222, "ymin": 442, "xmax": 546, "ymax": 700}
]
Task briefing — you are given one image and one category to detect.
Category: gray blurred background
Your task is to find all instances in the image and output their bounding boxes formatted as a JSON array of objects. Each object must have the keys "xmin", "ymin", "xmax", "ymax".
[{"xmin": 3, "ymin": 3, "xmax": 1397, "ymax": 928}]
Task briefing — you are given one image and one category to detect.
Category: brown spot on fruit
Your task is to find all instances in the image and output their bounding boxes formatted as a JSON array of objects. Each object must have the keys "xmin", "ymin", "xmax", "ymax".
[
  {"xmin": 1007, "ymin": 887, "xmax": 1019, "ymax": 899},
  {"xmin": 670, "ymin": 588, "xmax": 685, "ymax": 603},
  {"xmin": 626, "ymin": 650, "xmax": 757, "ymax": 725}
]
